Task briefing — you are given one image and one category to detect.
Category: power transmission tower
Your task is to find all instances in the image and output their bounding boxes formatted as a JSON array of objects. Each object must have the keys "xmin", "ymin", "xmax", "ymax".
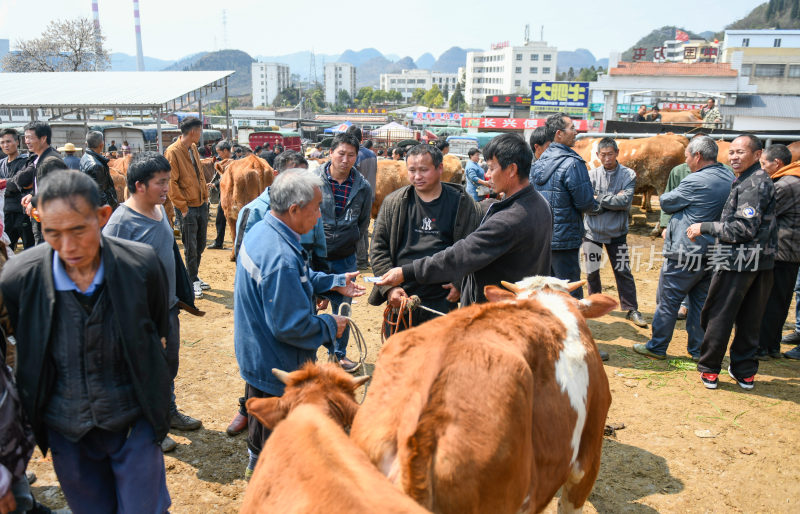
[{"xmin": 222, "ymin": 9, "xmax": 228, "ymax": 49}]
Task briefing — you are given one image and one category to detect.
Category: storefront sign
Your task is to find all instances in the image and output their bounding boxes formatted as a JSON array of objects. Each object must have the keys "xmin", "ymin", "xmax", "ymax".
[{"xmin": 531, "ymin": 81, "xmax": 589, "ymax": 108}]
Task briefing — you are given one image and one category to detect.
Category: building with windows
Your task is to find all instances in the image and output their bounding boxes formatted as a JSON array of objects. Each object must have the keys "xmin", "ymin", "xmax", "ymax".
[
  {"xmin": 721, "ymin": 29, "xmax": 800, "ymax": 95},
  {"xmin": 324, "ymin": 62, "xmax": 357, "ymax": 105},
  {"xmin": 251, "ymin": 62, "xmax": 291, "ymax": 107},
  {"xmin": 464, "ymin": 40, "xmax": 558, "ymax": 106},
  {"xmin": 379, "ymin": 69, "xmax": 459, "ymax": 101}
]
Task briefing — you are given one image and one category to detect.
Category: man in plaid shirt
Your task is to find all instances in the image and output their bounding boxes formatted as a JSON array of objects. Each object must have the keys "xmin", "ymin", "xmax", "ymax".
[{"xmin": 314, "ymin": 133, "xmax": 372, "ymax": 372}]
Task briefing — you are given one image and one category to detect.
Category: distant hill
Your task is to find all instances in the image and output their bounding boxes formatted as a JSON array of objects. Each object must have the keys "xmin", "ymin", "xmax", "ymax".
[
  {"xmin": 111, "ymin": 52, "xmax": 175, "ymax": 71},
  {"xmin": 163, "ymin": 52, "xmax": 209, "ymax": 72},
  {"xmin": 723, "ymin": 0, "xmax": 800, "ymax": 34},
  {"xmin": 415, "ymin": 52, "xmax": 435, "ymax": 69},
  {"xmin": 338, "ymin": 48, "xmax": 385, "ymax": 67},
  {"xmin": 557, "ymin": 48, "xmax": 604, "ymax": 73},
  {"xmin": 433, "ymin": 47, "xmax": 480, "ymax": 73},
  {"xmin": 165, "ymin": 49, "xmax": 254, "ymax": 97},
  {"xmin": 621, "ymin": 26, "xmax": 706, "ymax": 61}
]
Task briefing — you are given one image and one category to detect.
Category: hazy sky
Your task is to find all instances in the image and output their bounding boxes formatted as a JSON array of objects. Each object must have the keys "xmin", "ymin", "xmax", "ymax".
[{"xmin": 1, "ymin": 0, "xmax": 760, "ymax": 62}]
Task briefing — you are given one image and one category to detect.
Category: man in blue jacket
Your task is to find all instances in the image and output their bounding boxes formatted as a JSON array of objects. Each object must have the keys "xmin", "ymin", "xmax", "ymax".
[
  {"xmin": 531, "ymin": 113, "xmax": 598, "ymax": 299},
  {"xmin": 633, "ymin": 136, "xmax": 735, "ymax": 362},
  {"xmin": 234, "ymin": 169, "xmax": 364, "ymax": 477},
  {"xmin": 314, "ymin": 133, "xmax": 372, "ymax": 372}
]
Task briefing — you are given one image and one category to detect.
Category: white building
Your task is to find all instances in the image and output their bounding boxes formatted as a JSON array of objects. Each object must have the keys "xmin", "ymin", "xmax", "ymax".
[
  {"xmin": 721, "ymin": 29, "xmax": 800, "ymax": 95},
  {"xmin": 251, "ymin": 62, "xmax": 291, "ymax": 107},
  {"xmin": 464, "ymin": 40, "xmax": 558, "ymax": 106},
  {"xmin": 379, "ymin": 69, "xmax": 459, "ymax": 101},
  {"xmin": 325, "ymin": 62, "xmax": 357, "ymax": 104}
]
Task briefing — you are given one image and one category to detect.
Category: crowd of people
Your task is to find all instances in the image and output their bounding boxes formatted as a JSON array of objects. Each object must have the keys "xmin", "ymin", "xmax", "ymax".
[{"xmin": 0, "ymin": 110, "xmax": 798, "ymax": 512}]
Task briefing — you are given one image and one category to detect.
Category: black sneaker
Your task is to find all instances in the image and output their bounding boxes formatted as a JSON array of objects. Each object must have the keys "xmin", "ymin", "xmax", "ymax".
[
  {"xmin": 161, "ymin": 435, "xmax": 177, "ymax": 452},
  {"xmin": 700, "ymin": 372, "xmax": 719, "ymax": 389},
  {"xmin": 170, "ymin": 410, "xmax": 202, "ymax": 430},
  {"xmin": 783, "ymin": 345, "xmax": 800, "ymax": 360},
  {"xmin": 781, "ymin": 331, "xmax": 800, "ymax": 345},
  {"xmin": 728, "ymin": 365, "xmax": 754, "ymax": 390},
  {"xmin": 599, "ymin": 350, "xmax": 609, "ymax": 362},
  {"xmin": 756, "ymin": 350, "xmax": 771, "ymax": 361}
]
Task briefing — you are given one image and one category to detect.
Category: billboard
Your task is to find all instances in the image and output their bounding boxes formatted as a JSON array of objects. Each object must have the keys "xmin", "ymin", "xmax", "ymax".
[
  {"xmin": 531, "ymin": 81, "xmax": 589, "ymax": 108},
  {"xmin": 413, "ymin": 112, "xmax": 463, "ymax": 121},
  {"xmin": 460, "ymin": 117, "xmax": 604, "ymax": 132},
  {"xmin": 485, "ymin": 95, "xmax": 531, "ymax": 107}
]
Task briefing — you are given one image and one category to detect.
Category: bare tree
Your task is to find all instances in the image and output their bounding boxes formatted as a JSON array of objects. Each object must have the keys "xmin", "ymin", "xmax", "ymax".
[{"xmin": 1, "ymin": 18, "xmax": 110, "ymax": 72}]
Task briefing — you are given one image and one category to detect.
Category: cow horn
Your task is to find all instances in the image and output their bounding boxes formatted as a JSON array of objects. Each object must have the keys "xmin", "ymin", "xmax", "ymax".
[
  {"xmin": 272, "ymin": 368, "xmax": 291, "ymax": 385},
  {"xmin": 500, "ymin": 280, "xmax": 521, "ymax": 293},
  {"xmin": 567, "ymin": 280, "xmax": 586, "ymax": 292},
  {"xmin": 352, "ymin": 375, "xmax": 371, "ymax": 388}
]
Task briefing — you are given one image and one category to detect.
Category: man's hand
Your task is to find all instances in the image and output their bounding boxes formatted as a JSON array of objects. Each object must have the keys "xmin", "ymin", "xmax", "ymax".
[
  {"xmin": 161, "ymin": 337, "xmax": 167, "ymax": 349},
  {"xmin": 661, "ymin": 228, "xmax": 667, "ymax": 239},
  {"xmin": 0, "ymin": 490, "xmax": 16, "ymax": 514},
  {"xmin": 442, "ymin": 283, "xmax": 460, "ymax": 303},
  {"xmin": 315, "ymin": 297, "xmax": 329, "ymax": 311},
  {"xmin": 387, "ymin": 287, "xmax": 409, "ymax": 308},
  {"xmin": 686, "ymin": 223, "xmax": 702, "ymax": 241},
  {"xmin": 377, "ymin": 267, "xmax": 404, "ymax": 287},
  {"xmin": 331, "ymin": 271, "xmax": 366, "ymax": 298},
  {"xmin": 332, "ymin": 314, "xmax": 348, "ymax": 338},
  {"xmin": 21, "ymin": 194, "xmax": 32, "ymax": 216}
]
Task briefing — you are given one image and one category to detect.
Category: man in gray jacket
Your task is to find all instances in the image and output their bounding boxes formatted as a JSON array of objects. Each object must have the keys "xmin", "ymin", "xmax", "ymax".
[
  {"xmin": 583, "ymin": 137, "xmax": 646, "ymax": 328},
  {"xmin": 314, "ymin": 132, "xmax": 372, "ymax": 372},
  {"xmin": 687, "ymin": 135, "xmax": 777, "ymax": 390},
  {"xmin": 634, "ymin": 136, "xmax": 735, "ymax": 361}
]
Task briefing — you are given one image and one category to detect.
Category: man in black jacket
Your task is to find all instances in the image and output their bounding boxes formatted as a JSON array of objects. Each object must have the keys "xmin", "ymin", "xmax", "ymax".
[
  {"xmin": 687, "ymin": 134, "xmax": 777, "ymax": 390},
  {"xmin": 0, "ymin": 171, "xmax": 172, "ymax": 512},
  {"xmin": 378, "ymin": 133, "xmax": 552, "ymax": 306},
  {"xmin": 80, "ymin": 130, "xmax": 119, "ymax": 210},
  {"xmin": 370, "ymin": 144, "xmax": 482, "ymax": 335},
  {"xmin": 13, "ymin": 121, "xmax": 67, "ymax": 244},
  {"xmin": 0, "ymin": 128, "xmax": 34, "ymax": 250}
]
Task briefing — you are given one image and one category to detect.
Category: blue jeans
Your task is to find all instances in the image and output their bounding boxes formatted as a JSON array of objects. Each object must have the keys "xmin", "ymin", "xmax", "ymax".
[
  {"xmin": 646, "ymin": 258, "xmax": 711, "ymax": 358},
  {"xmin": 551, "ymin": 248, "xmax": 583, "ymax": 299},
  {"xmin": 325, "ymin": 254, "xmax": 356, "ymax": 359},
  {"xmin": 48, "ymin": 418, "xmax": 171, "ymax": 514}
]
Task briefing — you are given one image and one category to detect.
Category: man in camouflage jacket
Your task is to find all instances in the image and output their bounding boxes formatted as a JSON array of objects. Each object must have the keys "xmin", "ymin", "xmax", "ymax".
[{"xmin": 687, "ymin": 135, "xmax": 777, "ymax": 390}]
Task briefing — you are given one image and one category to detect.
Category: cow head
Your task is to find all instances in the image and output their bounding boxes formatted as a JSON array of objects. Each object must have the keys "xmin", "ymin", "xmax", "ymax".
[
  {"xmin": 246, "ymin": 362, "xmax": 370, "ymax": 431},
  {"xmin": 484, "ymin": 276, "xmax": 618, "ymax": 319}
]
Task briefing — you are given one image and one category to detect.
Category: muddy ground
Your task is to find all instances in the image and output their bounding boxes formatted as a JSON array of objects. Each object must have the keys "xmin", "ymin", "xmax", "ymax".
[{"xmin": 28, "ymin": 204, "xmax": 800, "ymax": 513}]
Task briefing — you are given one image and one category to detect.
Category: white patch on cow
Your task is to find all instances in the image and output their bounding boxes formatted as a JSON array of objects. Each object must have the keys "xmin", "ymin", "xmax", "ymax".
[
  {"xmin": 557, "ymin": 493, "xmax": 582, "ymax": 514},
  {"xmin": 630, "ymin": 148, "xmax": 637, "ymax": 157},
  {"xmin": 534, "ymin": 292, "xmax": 589, "ymax": 466},
  {"xmin": 590, "ymin": 140, "xmax": 600, "ymax": 168},
  {"xmin": 514, "ymin": 276, "xmax": 570, "ymax": 296}
]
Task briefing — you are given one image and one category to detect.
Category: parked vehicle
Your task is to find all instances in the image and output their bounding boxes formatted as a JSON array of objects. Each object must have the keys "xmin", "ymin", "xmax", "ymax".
[
  {"xmin": 446, "ymin": 132, "xmax": 507, "ymax": 157},
  {"xmin": 249, "ymin": 130, "xmax": 302, "ymax": 152}
]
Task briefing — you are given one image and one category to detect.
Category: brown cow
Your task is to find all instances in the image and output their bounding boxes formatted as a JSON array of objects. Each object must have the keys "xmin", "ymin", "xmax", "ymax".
[
  {"xmin": 575, "ymin": 134, "xmax": 689, "ymax": 211},
  {"xmin": 350, "ymin": 276, "xmax": 615, "ymax": 514},
  {"xmin": 653, "ymin": 109, "xmax": 703, "ymax": 127},
  {"xmin": 241, "ymin": 364, "xmax": 426, "ymax": 513},
  {"xmin": 787, "ymin": 141, "xmax": 800, "ymax": 163},
  {"xmin": 219, "ymin": 154, "xmax": 274, "ymax": 259},
  {"xmin": 108, "ymin": 154, "xmax": 179, "ymax": 226},
  {"xmin": 371, "ymin": 156, "xmax": 464, "ymax": 218}
]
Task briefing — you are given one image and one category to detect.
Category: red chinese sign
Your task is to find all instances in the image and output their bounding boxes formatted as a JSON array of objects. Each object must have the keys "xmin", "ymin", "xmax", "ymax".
[
  {"xmin": 632, "ymin": 47, "xmax": 647, "ymax": 62},
  {"xmin": 460, "ymin": 118, "xmax": 603, "ymax": 132},
  {"xmin": 346, "ymin": 108, "xmax": 387, "ymax": 113},
  {"xmin": 485, "ymin": 95, "xmax": 531, "ymax": 106}
]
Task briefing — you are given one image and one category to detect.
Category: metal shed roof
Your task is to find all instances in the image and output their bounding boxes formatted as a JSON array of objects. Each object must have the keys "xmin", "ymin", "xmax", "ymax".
[
  {"xmin": 719, "ymin": 94, "xmax": 800, "ymax": 119},
  {"xmin": 0, "ymin": 71, "xmax": 235, "ymax": 109}
]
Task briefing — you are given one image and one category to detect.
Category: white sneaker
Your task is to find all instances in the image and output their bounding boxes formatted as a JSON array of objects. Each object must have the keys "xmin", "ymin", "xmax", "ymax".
[
  {"xmin": 197, "ymin": 278, "xmax": 211, "ymax": 290},
  {"xmin": 193, "ymin": 281, "xmax": 203, "ymax": 299}
]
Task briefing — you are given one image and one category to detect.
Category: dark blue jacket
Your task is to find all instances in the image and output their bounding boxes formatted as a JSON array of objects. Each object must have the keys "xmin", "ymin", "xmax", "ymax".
[{"xmin": 531, "ymin": 143, "xmax": 597, "ymax": 250}]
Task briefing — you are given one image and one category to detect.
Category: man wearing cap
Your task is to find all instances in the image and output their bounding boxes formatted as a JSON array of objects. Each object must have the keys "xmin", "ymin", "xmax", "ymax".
[{"xmin": 59, "ymin": 143, "xmax": 82, "ymax": 170}]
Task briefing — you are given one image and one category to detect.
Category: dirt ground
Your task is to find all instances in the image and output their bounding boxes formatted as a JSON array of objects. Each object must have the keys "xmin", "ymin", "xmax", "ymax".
[{"xmin": 28, "ymin": 204, "xmax": 800, "ymax": 513}]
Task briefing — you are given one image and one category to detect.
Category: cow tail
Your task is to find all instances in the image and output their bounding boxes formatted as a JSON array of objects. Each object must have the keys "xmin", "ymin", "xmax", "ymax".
[{"xmin": 400, "ymin": 383, "xmax": 448, "ymax": 510}]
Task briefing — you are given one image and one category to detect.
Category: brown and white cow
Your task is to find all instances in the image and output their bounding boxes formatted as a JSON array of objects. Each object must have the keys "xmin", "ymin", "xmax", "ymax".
[
  {"xmin": 350, "ymin": 277, "xmax": 615, "ymax": 514},
  {"xmin": 219, "ymin": 154, "xmax": 274, "ymax": 259},
  {"xmin": 240, "ymin": 363, "xmax": 425, "ymax": 513}
]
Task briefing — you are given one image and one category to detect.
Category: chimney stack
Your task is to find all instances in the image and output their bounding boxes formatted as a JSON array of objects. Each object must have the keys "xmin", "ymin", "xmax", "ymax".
[{"xmin": 133, "ymin": 0, "xmax": 145, "ymax": 71}]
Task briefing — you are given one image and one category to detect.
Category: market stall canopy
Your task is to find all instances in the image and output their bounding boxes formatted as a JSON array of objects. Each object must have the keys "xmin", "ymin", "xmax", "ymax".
[
  {"xmin": 0, "ymin": 71, "xmax": 235, "ymax": 110},
  {"xmin": 371, "ymin": 121, "xmax": 414, "ymax": 138},
  {"xmin": 324, "ymin": 120, "xmax": 352, "ymax": 134}
]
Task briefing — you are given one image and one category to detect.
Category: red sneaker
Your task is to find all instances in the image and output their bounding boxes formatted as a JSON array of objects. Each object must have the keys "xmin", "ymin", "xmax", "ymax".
[
  {"xmin": 700, "ymin": 372, "xmax": 719, "ymax": 389},
  {"xmin": 728, "ymin": 366, "xmax": 754, "ymax": 390}
]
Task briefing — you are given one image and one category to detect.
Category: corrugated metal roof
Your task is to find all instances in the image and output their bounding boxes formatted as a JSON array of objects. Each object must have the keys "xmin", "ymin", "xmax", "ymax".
[
  {"xmin": 0, "ymin": 71, "xmax": 234, "ymax": 108},
  {"xmin": 719, "ymin": 94, "xmax": 800, "ymax": 119}
]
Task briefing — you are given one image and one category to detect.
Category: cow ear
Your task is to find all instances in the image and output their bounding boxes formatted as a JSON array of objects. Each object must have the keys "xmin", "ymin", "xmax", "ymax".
[
  {"xmin": 576, "ymin": 294, "xmax": 618, "ymax": 319},
  {"xmin": 485, "ymin": 285, "xmax": 517, "ymax": 302},
  {"xmin": 246, "ymin": 397, "xmax": 288, "ymax": 430}
]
